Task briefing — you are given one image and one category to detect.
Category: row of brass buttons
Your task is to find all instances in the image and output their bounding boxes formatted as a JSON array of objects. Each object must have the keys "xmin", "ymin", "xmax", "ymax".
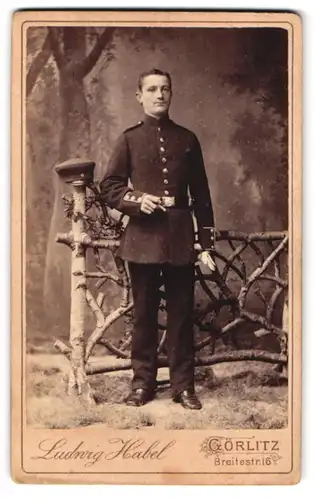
[{"xmin": 158, "ymin": 127, "xmax": 169, "ymax": 195}]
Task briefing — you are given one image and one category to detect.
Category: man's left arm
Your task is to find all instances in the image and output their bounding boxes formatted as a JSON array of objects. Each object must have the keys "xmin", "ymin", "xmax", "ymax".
[{"xmin": 188, "ymin": 134, "xmax": 216, "ymax": 255}]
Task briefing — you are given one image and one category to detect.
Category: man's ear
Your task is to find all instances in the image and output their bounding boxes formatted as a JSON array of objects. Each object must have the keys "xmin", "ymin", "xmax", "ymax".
[{"xmin": 136, "ymin": 90, "xmax": 143, "ymax": 105}]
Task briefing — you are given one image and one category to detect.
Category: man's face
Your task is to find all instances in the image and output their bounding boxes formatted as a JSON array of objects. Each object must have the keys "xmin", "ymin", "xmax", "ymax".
[{"xmin": 136, "ymin": 74, "xmax": 172, "ymax": 118}]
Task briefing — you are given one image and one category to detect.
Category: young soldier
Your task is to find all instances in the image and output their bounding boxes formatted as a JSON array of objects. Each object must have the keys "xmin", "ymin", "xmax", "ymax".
[{"xmin": 100, "ymin": 69, "xmax": 216, "ymax": 410}]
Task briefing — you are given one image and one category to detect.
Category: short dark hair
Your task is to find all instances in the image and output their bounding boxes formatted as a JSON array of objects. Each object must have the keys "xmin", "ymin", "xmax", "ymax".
[{"xmin": 137, "ymin": 69, "xmax": 172, "ymax": 91}]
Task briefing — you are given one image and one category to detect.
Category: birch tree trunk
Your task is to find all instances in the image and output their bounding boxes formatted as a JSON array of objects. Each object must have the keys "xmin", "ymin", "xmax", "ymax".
[
  {"xmin": 68, "ymin": 180, "xmax": 94, "ymax": 401},
  {"xmin": 55, "ymin": 159, "xmax": 95, "ymax": 402}
]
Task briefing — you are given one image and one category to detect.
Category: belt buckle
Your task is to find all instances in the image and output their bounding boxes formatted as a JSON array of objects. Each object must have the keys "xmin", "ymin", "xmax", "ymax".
[{"xmin": 161, "ymin": 196, "xmax": 175, "ymax": 207}]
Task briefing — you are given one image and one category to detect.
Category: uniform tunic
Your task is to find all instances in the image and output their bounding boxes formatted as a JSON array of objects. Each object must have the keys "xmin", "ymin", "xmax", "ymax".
[
  {"xmin": 100, "ymin": 113, "xmax": 215, "ymax": 395},
  {"xmin": 100, "ymin": 114, "xmax": 215, "ymax": 264}
]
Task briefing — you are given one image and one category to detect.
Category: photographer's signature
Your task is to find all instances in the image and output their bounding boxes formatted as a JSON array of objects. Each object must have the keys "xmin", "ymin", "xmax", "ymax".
[{"xmin": 32, "ymin": 437, "xmax": 176, "ymax": 467}]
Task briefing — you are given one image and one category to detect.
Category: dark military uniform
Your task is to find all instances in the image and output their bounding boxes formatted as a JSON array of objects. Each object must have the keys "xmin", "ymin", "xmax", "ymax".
[{"xmin": 100, "ymin": 114, "xmax": 215, "ymax": 396}]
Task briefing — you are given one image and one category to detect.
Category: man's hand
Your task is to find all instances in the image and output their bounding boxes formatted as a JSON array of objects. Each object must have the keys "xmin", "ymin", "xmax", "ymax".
[
  {"xmin": 140, "ymin": 194, "xmax": 166, "ymax": 214},
  {"xmin": 198, "ymin": 250, "xmax": 216, "ymax": 273}
]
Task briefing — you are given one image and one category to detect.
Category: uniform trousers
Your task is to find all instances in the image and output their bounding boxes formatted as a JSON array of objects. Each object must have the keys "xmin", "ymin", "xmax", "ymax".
[{"xmin": 128, "ymin": 262, "xmax": 195, "ymax": 397}]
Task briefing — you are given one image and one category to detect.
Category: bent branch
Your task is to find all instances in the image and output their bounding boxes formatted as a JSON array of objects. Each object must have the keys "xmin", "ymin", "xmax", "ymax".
[{"xmin": 26, "ymin": 33, "xmax": 51, "ymax": 96}]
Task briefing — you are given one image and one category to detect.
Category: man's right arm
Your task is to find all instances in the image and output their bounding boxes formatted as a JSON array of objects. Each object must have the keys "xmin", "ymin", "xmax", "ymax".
[{"xmin": 99, "ymin": 133, "xmax": 145, "ymax": 217}]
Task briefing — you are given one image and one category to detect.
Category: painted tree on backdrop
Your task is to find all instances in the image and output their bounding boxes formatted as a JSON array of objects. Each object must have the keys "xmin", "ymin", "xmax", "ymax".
[
  {"xmin": 26, "ymin": 27, "xmax": 60, "ymax": 343},
  {"xmin": 221, "ymin": 28, "xmax": 288, "ymax": 229},
  {"xmin": 26, "ymin": 26, "xmax": 116, "ymax": 338}
]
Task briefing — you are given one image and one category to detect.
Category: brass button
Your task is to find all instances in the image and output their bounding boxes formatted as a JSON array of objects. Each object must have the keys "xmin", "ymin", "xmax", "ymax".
[
  {"xmin": 162, "ymin": 157, "xmax": 167, "ymax": 163},
  {"xmin": 162, "ymin": 168, "xmax": 168, "ymax": 173},
  {"xmin": 160, "ymin": 137, "xmax": 165, "ymax": 143},
  {"xmin": 157, "ymin": 127, "xmax": 161, "ymax": 132},
  {"xmin": 164, "ymin": 190, "xmax": 169, "ymax": 195},
  {"xmin": 164, "ymin": 179, "xmax": 168, "ymax": 185},
  {"xmin": 160, "ymin": 146, "xmax": 165, "ymax": 152}
]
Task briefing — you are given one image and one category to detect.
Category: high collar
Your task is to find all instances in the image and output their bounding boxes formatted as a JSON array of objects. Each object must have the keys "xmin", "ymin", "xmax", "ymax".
[{"xmin": 143, "ymin": 113, "xmax": 172, "ymax": 128}]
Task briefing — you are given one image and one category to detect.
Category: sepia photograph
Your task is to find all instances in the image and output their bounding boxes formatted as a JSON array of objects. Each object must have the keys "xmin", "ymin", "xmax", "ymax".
[{"xmin": 11, "ymin": 10, "xmax": 301, "ymax": 485}]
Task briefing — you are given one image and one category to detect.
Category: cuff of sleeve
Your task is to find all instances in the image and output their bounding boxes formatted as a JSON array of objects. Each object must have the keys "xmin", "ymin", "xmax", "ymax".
[
  {"xmin": 122, "ymin": 190, "xmax": 144, "ymax": 203},
  {"xmin": 200, "ymin": 226, "xmax": 216, "ymax": 250},
  {"xmin": 119, "ymin": 190, "xmax": 145, "ymax": 216}
]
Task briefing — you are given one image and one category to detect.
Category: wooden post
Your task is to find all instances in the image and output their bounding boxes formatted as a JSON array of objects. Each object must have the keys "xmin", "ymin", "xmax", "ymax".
[{"xmin": 55, "ymin": 159, "xmax": 95, "ymax": 403}]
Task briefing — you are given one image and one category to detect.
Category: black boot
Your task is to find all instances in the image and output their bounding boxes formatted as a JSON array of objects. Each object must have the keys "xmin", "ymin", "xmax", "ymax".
[
  {"xmin": 125, "ymin": 388, "xmax": 155, "ymax": 407},
  {"xmin": 173, "ymin": 389, "xmax": 202, "ymax": 410}
]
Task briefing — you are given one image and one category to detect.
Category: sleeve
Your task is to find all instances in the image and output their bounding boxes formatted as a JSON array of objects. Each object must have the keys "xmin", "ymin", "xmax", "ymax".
[
  {"xmin": 99, "ymin": 133, "xmax": 146, "ymax": 218},
  {"xmin": 188, "ymin": 134, "xmax": 216, "ymax": 250}
]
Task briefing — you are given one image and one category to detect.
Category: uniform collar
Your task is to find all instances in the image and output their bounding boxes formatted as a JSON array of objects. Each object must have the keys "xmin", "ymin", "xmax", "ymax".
[{"xmin": 143, "ymin": 113, "xmax": 172, "ymax": 128}]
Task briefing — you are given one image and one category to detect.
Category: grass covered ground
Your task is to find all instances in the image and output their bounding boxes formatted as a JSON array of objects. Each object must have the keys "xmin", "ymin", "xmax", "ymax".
[{"xmin": 26, "ymin": 354, "xmax": 288, "ymax": 430}]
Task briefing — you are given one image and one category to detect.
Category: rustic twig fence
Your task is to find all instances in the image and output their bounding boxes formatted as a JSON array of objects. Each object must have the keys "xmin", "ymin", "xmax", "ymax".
[{"xmin": 54, "ymin": 160, "xmax": 288, "ymax": 403}]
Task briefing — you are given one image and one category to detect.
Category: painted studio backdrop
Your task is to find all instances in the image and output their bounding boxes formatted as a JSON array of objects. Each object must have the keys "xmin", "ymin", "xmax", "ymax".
[{"xmin": 25, "ymin": 27, "xmax": 288, "ymax": 370}]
